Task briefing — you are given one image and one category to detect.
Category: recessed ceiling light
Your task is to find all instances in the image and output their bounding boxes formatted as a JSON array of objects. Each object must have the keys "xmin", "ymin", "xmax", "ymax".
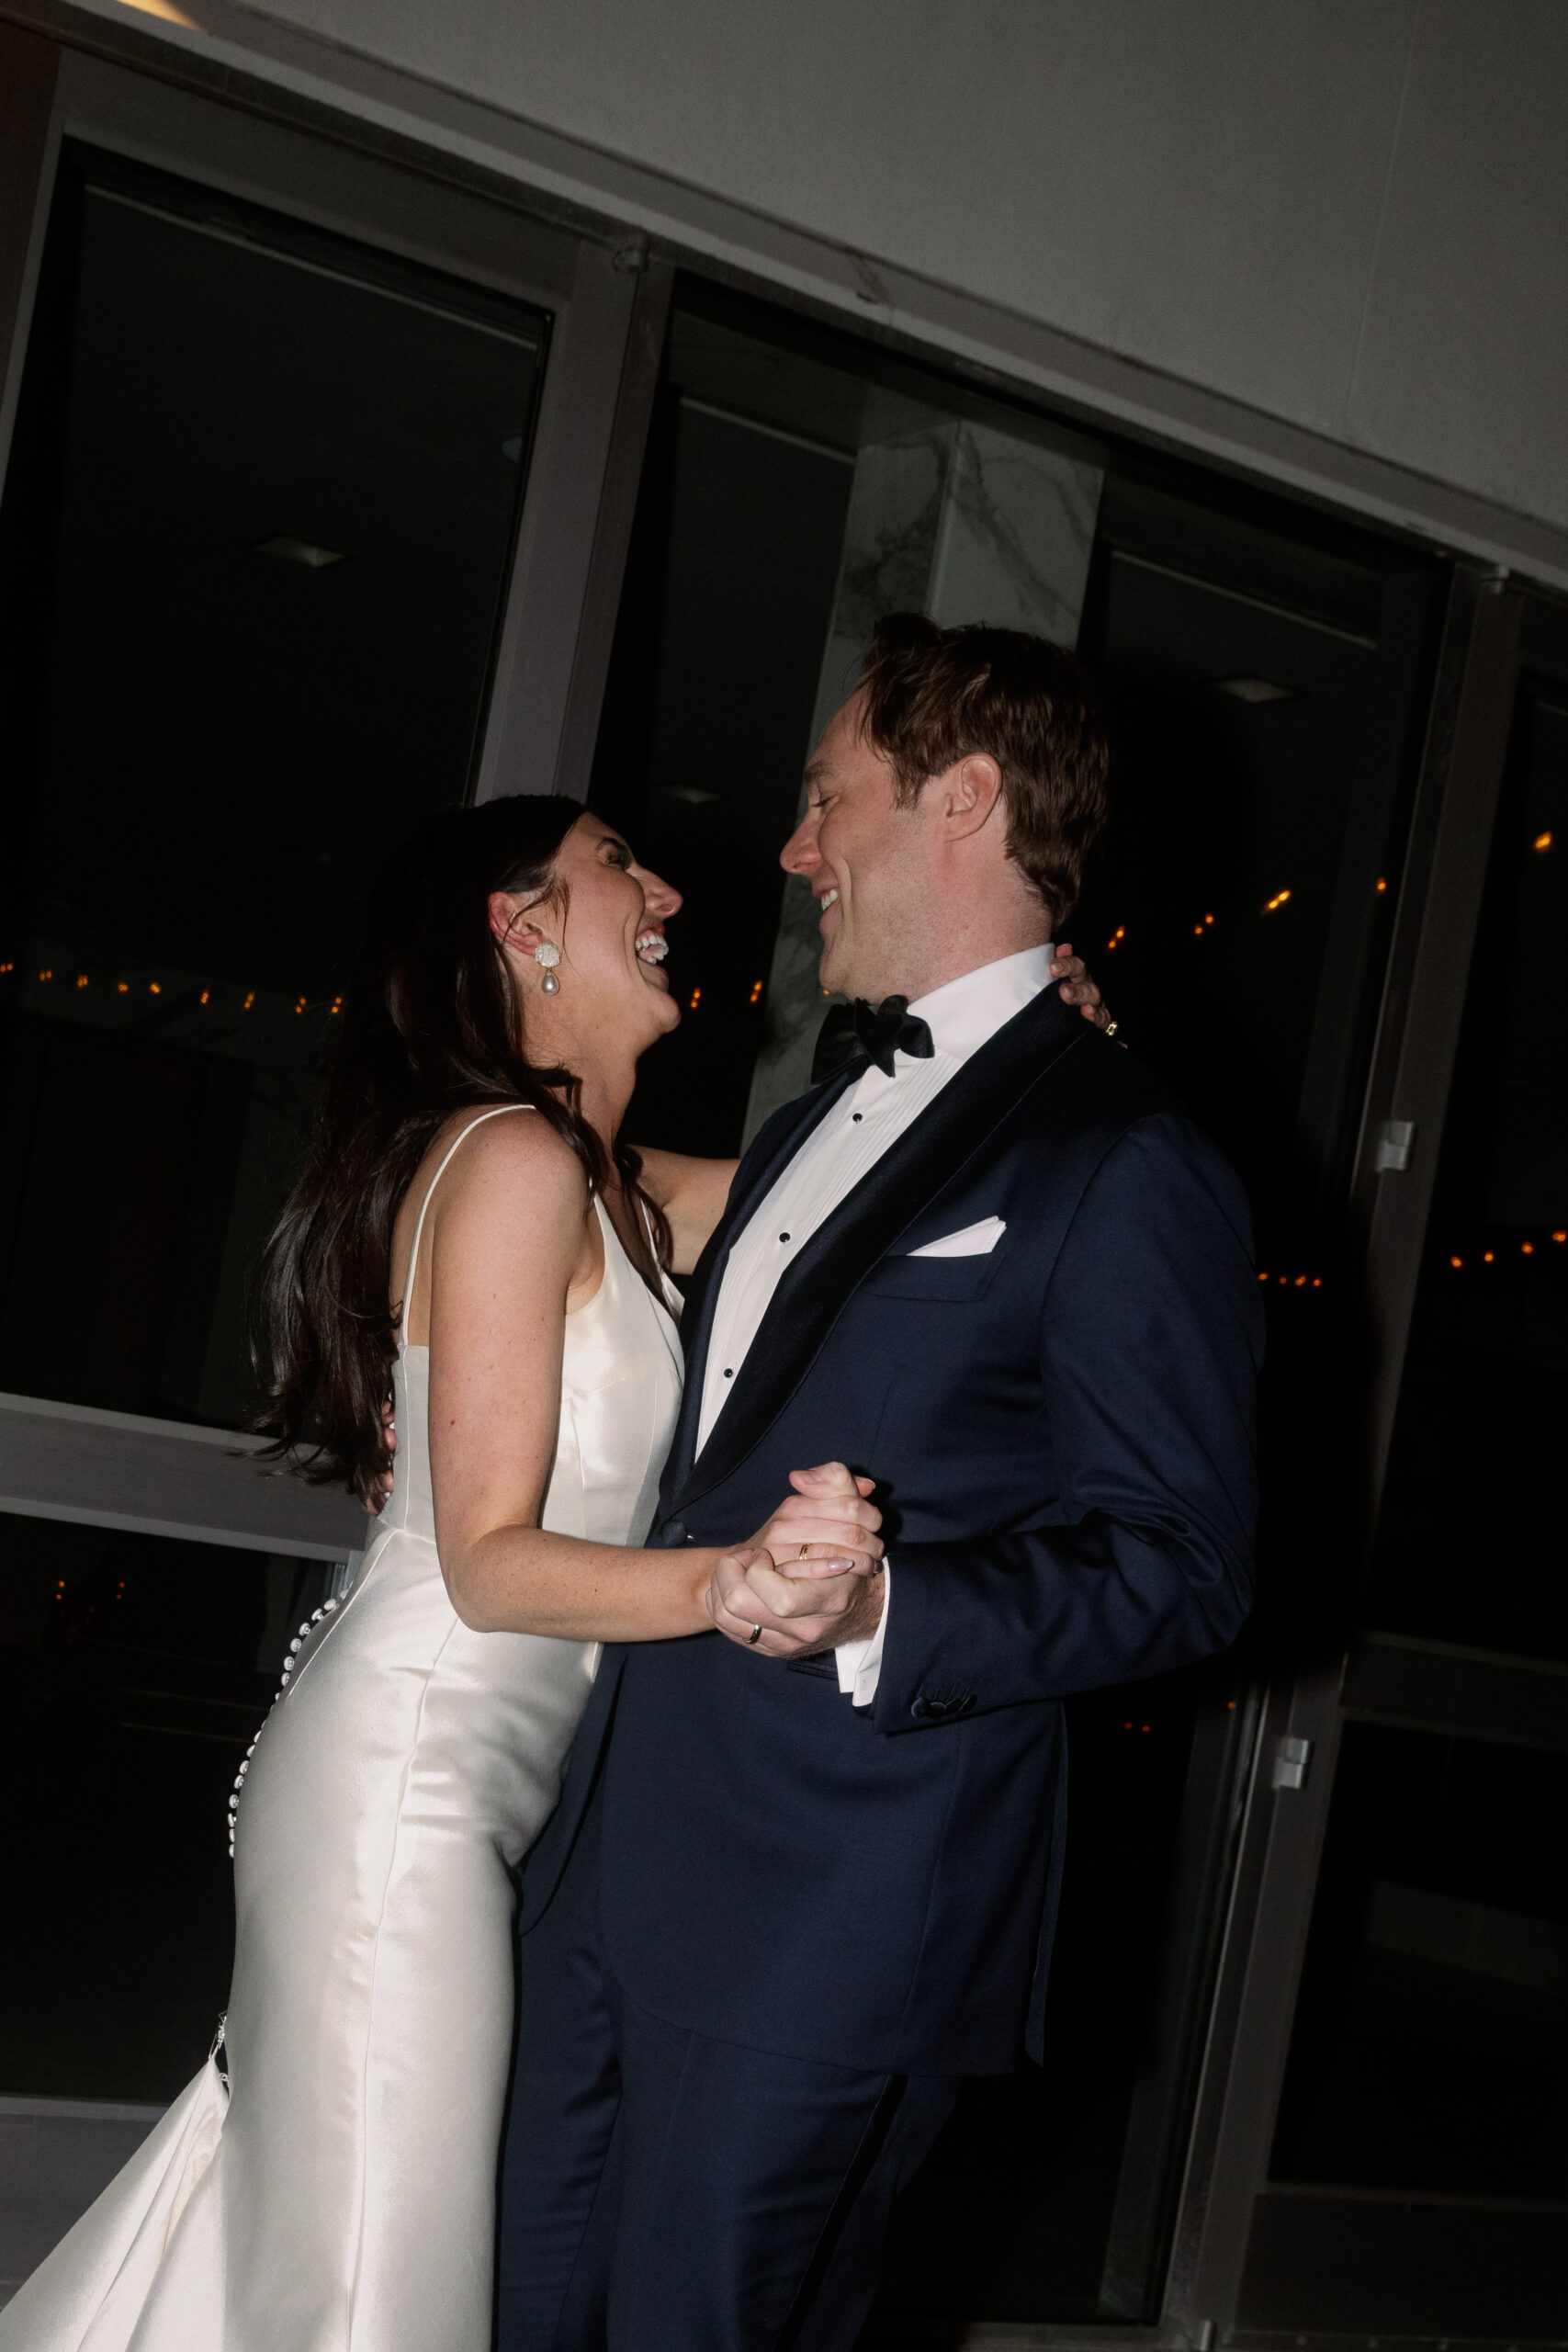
[
  {"xmin": 1212, "ymin": 675, "xmax": 1298, "ymax": 704},
  {"xmin": 257, "ymin": 536, "xmax": 345, "ymax": 569}
]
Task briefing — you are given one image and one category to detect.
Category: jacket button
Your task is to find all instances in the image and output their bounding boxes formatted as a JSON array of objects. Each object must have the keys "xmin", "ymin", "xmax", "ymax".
[{"xmin": 912, "ymin": 1690, "xmax": 976, "ymax": 1721}]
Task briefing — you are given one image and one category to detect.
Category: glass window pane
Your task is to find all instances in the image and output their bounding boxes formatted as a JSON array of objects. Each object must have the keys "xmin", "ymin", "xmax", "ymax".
[
  {"xmin": 0, "ymin": 147, "xmax": 547, "ymax": 1427},
  {"xmin": 0, "ymin": 1507, "xmax": 336, "ymax": 2101},
  {"xmin": 1272, "ymin": 1722, "xmax": 1568, "ymax": 2195},
  {"xmin": 1369, "ymin": 680, "xmax": 1568, "ymax": 1661},
  {"xmin": 592, "ymin": 280, "xmax": 1107, "ymax": 1156},
  {"xmin": 1076, "ymin": 474, "xmax": 1424, "ymax": 1267}
]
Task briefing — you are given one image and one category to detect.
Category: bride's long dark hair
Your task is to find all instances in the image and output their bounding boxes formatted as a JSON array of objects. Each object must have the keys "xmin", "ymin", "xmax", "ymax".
[{"xmin": 254, "ymin": 793, "xmax": 665, "ymax": 1506}]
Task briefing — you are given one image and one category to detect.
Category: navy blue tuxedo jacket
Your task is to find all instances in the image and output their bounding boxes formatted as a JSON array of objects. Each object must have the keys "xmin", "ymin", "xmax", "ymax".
[{"xmin": 519, "ymin": 987, "xmax": 1262, "ymax": 2076}]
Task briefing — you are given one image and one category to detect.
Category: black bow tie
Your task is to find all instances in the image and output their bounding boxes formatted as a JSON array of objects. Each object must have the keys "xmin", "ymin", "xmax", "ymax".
[{"xmin": 811, "ymin": 995, "xmax": 935, "ymax": 1085}]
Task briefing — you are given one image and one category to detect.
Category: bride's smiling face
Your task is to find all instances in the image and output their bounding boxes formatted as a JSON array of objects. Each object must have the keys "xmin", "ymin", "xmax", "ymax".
[{"xmin": 491, "ymin": 813, "xmax": 683, "ymax": 1057}]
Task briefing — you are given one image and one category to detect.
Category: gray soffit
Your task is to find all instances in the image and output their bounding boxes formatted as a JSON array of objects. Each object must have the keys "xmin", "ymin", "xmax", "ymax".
[{"xmin": 14, "ymin": 0, "xmax": 1568, "ymax": 596}]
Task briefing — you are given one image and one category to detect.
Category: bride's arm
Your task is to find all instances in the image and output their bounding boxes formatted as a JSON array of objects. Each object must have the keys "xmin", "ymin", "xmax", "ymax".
[
  {"xmin": 630, "ymin": 1147, "xmax": 739, "ymax": 1275},
  {"xmin": 424, "ymin": 1118, "xmax": 876, "ymax": 1635}
]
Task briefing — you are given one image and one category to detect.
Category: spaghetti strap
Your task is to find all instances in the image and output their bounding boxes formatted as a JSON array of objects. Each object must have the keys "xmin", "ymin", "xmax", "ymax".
[
  {"xmin": 402, "ymin": 1104, "xmax": 535, "ymax": 1336},
  {"xmin": 636, "ymin": 1189, "xmax": 682, "ymax": 1320}
]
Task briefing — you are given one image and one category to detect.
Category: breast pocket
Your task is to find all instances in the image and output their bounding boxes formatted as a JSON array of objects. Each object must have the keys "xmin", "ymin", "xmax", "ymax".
[{"xmin": 856, "ymin": 1250, "xmax": 1003, "ymax": 1303}]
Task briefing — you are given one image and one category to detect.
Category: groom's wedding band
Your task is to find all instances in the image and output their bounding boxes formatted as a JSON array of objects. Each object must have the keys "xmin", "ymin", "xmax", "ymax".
[
  {"xmin": 798, "ymin": 1543, "xmax": 810, "ymax": 1559},
  {"xmin": 747, "ymin": 1623, "xmax": 763, "ymax": 1645},
  {"xmin": 1103, "ymin": 1017, "xmax": 1120, "ymax": 1039}
]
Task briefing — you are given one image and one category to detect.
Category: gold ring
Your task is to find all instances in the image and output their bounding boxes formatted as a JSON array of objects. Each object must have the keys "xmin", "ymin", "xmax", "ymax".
[
  {"xmin": 798, "ymin": 1543, "xmax": 810, "ymax": 1559},
  {"xmin": 747, "ymin": 1623, "xmax": 763, "ymax": 1645},
  {"xmin": 1103, "ymin": 1017, "xmax": 1120, "ymax": 1039}
]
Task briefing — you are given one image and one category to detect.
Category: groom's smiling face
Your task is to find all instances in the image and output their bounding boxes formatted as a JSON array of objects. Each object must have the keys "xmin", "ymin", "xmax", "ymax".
[{"xmin": 781, "ymin": 691, "xmax": 930, "ymax": 1004}]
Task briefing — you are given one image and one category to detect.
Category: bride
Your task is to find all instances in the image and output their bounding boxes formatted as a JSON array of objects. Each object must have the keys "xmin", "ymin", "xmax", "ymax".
[{"xmin": 0, "ymin": 792, "xmax": 1107, "ymax": 2350}]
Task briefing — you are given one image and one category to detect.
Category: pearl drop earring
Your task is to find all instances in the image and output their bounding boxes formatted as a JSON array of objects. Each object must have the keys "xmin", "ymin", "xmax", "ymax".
[{"xmin": 533, "ymin": 941, "xmax": 562, "ymax": 994}]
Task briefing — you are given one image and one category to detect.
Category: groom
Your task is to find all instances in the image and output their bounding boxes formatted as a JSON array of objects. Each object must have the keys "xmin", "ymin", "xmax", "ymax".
[{"xmin": 498, "ymin": 613, "xmax": 1262, "ymax": 2349}]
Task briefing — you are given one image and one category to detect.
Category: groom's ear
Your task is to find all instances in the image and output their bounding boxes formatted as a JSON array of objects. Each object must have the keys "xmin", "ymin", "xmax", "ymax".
[{"xmin": 934, "ymin": 752, "xmax": 1005, "ymax": 842}]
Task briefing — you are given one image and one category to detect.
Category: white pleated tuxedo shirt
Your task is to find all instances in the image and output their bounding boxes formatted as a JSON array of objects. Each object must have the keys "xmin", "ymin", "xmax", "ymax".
[{"xmin": 695, "ymin": 944, "xmax": 1055, "ymax": 1704}]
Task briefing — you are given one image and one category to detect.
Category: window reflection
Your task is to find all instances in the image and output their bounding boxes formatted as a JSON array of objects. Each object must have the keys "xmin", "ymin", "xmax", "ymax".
[
  {"xmin": 1371, "ymin": 686, "xmax": 1568, "ymax": 1662},
  {"xmin": 0, "ymin": 1509, "xmax": 337, "ymax": 2100},
  {"xmin": 0, "ymin": 148, "xmax": 546, "ymax": 1427},
  {"xmin": 1273, "ymin": 1724, "xmax": 1568, "ymax": 2196}
]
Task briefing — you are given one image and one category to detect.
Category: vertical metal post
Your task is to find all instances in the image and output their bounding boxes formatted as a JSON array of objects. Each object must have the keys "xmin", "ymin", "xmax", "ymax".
[
  {"xmin": 0, "ymin": 23, "xmax": 62, "ymax": 489},
  {"xmin": 472, "ymin": 239, "xmax": 671, "ymax": 806},
  {"xmin": 1352, "ymin": 570, "xmax": 1525, "ymax": 1493}
]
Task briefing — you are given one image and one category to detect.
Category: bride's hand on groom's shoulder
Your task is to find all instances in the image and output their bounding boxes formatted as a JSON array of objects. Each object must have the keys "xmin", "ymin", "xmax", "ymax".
[
  {"xmin": 705, "ymin": 1461, "xmax": 885, "ymax": 1657},
  {"xmin": 1051, "ymin": 943, "xmax": 1117, "ymax": 1032}
]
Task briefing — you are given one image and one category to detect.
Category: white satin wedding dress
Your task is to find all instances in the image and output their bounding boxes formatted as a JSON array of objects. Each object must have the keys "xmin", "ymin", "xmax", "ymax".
[{"xmin": 2, "ymin": 1107, "xmax": 683, "ymax": 2351}]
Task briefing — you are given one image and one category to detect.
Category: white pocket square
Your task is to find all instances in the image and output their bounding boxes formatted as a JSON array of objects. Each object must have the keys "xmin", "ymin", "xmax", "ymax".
[{"xmin": 907, "ymin": 1216, "xmax": 1006, "ymax": 1259}]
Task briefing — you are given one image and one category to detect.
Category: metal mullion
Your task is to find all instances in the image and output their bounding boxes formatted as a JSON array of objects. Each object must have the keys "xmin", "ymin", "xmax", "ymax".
[
  {"xmin": 1159, "ymin": 566, "xmax": 1527, "ymax": 2343},
  {"xmin": 0, "ymin": 20, "xmax": 62, "ymax": 485},
  {"xmin": 1288, "ymin": 564, "xmax": 1441, "ymax": 1216},
  {"xmin": 473, "ymin": 241, "xmax": 671, "ymax": 805},
  {"xmin": 549, "ymin": 254, "xmax": 673, "ymax": 803},
  {"xmin": 1348, "ymin": 571, "xmax": 1526, "ymax": 1498},
  {"xmin": 0, "ymin": 1392, "xmax": 367, "ymax": 1560}
]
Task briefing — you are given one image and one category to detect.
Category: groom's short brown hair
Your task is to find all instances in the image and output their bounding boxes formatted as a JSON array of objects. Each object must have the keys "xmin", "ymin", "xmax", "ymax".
[{"xmin": 854, "ymin": 612, "xmax": 1111, "ymax": 930}]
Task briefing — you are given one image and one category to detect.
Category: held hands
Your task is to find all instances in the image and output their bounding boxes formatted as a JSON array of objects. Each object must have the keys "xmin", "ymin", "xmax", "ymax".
[{"xmin": 706, "ymin": 1462, "xmax": 886, "ymax": 1660}]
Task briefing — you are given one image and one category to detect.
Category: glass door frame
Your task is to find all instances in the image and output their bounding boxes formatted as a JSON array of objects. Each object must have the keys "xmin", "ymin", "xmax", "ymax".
[
  {"xmin": 1160, "ymin": 566, "xmax": 1562, "ymax": 2346},
  {"xmin": 0, "ymin": 23, "xmax": 668, "ymax": 1562}
]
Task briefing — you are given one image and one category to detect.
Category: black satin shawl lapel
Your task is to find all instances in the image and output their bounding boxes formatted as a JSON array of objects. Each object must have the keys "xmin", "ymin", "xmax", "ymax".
[
  {"xmin": 660, "ymin": 1069, "xmax": 855, "ymax": 1501},
  {"xmin": 672, "ymin": 987, "xmax": 1089, "ymax": 1512}
]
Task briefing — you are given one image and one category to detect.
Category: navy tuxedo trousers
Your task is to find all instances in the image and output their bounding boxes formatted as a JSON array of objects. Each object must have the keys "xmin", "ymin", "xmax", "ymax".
[{"xmin": 497, "ymin": 1782, "xmax": 960, "ymax": 2352}]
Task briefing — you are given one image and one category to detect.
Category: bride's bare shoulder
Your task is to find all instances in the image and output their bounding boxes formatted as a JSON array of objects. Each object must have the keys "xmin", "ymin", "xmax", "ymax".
[
  {"xmin": 429, "ymin": 1105, "xmax": 588, "ymax": 1215},
  {"xmin": 397, "ymin": 1108, "xmax": 590, "ymax": 1267}
]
